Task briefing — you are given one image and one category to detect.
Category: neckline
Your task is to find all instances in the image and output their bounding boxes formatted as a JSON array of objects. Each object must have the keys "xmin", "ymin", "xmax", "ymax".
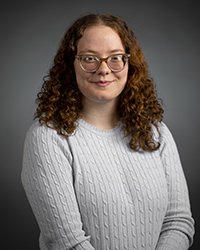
[{"xmin": 77, "ymin": 118, "xmax": 123, "ymax": 136}]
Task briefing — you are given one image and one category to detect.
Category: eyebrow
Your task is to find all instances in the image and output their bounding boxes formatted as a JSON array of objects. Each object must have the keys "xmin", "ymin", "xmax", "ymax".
[{"xmin": 78, "ymin": 49, "xmax": 125, "ymax": 54}]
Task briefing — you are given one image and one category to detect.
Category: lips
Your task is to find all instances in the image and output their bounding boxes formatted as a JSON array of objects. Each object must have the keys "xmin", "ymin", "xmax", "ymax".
[{"xmin": 92, "ymin": 80, "xmax": 114, "ymax": 87}]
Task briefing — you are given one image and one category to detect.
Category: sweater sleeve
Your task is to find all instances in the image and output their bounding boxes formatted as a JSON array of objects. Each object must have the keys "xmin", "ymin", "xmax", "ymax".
[
  {"xmin": 155, "ymin": 123, "xmax": 195, "ymax": 250},
  {"xmin": 21, "ymin": 123, "xmax": 95, "ymax": 250}
]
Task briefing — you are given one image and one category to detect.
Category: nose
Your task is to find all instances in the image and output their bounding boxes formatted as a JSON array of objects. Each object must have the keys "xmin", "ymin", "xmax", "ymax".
[{"xmin": 96, "ymin": 61, "xmax": 111, "ymax": 75}]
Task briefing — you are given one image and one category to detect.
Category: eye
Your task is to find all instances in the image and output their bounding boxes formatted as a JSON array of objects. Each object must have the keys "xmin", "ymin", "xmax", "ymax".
[
  {"xmin": 81, "ymin": 55, "xmax": 97, "ymax": 63},
  {"xmin": 110, "ymin": 54, "xmax": 123, "ymax": 62}
]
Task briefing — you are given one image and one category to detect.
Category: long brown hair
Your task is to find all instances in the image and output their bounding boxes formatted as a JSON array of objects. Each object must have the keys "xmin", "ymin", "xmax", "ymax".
[{"xmin": 35, "ymin": 13, "xmax": 164, "ymax": 151}]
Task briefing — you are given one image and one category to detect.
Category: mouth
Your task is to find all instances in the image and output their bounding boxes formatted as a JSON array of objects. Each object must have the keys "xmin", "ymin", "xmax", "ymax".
[{"xmin": 92, "ymin": 80, "xmax": 114, "ymax": 87}]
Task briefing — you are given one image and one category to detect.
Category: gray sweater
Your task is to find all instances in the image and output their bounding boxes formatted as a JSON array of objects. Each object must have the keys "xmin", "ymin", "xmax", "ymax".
[{"xmin": 21, "ymin": 119, "xmax": 194, "ymax": 250}]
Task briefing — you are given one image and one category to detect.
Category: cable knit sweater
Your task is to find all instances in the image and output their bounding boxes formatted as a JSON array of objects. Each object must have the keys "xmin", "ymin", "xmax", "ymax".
[{"xmin": 21, "ymin": 119, "xmax": 194, "ymax": 250}]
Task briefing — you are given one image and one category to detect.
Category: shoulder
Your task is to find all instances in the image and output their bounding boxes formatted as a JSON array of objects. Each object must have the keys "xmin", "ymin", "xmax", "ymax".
[
  {"xmin": 24, "ymin": 120, "xmax": 72, "ymax": 157},
  {"xmin": 159, "ymin": 122, "xmax": 176, "ymax": 144},
  {"xmin": 154, "ymin": 122, "xmax": 179, "ymax": 157},
  {"xmin": 24, "ymin": 121, "xmax": 52, "ymax": 150},
  {"xmin": 152, "ymin": 122, "xmax": 175, "ymax": 142},
  {"xmin": 25, "ymin": 120, "xmax": 54, "ymax": 136},
  {"xmin": 23, "ymin": 121, "xmax": 74, "ymax": 170},
  {"xmin": 24, "ymin": 120, "xmax": 64, "ymax": 143}
]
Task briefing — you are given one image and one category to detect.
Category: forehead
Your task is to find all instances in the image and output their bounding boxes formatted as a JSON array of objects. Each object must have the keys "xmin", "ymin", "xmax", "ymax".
[{"xmin": 77, "ymin": 25, "xmax": 124, "ymax": 53}]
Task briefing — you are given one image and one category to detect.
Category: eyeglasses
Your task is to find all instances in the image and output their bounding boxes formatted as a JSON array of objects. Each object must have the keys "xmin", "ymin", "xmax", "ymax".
[{"xmin": 75, "ymin": 53, "xmax": 130, "ymax": 73}]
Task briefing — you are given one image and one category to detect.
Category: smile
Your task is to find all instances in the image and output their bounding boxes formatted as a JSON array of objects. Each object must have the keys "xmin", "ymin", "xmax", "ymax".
[{"xmin": 93, "ymin": 80, "xmax": 114, "ymax": 87}]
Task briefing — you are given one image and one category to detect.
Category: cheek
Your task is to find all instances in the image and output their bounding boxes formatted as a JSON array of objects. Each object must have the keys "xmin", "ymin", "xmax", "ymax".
[
  {"xmin": 74, "ymin": 64, "xmax": 86, "ymax": 86},
  {"xmin": 74, "ymin": 70, "xmax": 92, "ymax": 98},
  {"xmin": 118, "ymin": 68, "xmax": 128, "ymax": 87}
]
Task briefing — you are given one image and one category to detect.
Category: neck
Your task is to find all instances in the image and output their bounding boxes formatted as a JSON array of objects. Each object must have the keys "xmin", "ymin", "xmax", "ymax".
[{"xmin": 81, "ymin": 99, "xmax": 119, "ymax": 129}]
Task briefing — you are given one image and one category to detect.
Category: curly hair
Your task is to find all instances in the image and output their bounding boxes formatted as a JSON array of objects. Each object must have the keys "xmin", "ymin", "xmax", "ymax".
[{"xmin": 35, "ymin": 13, "xmax": 164, "ymax": 151}]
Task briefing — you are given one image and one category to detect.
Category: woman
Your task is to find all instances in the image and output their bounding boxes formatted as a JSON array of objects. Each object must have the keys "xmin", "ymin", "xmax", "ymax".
[{"xmin": 21, "ymin": 13, "xmax": 194, "ymax": 249}]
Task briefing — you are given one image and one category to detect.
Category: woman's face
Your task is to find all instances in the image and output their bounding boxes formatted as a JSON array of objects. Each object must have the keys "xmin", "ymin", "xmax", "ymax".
[{"xmin": 74, "ymin": 25, "xmax": 129, "ymax": 105}]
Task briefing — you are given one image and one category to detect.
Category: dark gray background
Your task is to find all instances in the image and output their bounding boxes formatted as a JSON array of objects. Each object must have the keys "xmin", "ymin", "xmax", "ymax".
[{"xmin": 1, "ymin": 1, "xmax": 199, "ymax": 249}]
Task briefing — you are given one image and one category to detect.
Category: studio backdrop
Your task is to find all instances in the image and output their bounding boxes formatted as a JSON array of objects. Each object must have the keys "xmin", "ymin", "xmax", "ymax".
[{"xmin": 1, "ymin": 1, "xmax": 199, "ymax": 249}]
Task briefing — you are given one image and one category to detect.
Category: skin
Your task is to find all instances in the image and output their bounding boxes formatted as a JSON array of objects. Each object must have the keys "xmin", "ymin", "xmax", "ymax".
[{"xmin": 74, "ymin": 25, "xmax": 129, "ymax": 129}]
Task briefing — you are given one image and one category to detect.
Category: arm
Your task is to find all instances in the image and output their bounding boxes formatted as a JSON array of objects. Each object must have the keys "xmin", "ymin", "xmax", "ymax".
[
  {"xmin": 21, "ymin": 122, "xmax": 95, "ymax": 250},
  {"xmin": 156, "ymin": 123, "xmax": 195, "ymax": 250}
]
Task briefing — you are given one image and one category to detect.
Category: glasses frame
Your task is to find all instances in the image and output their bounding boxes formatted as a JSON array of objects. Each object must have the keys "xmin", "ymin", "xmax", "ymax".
[{"xmin": 75, "ymin": 53, "xmax": 130, "ymax": 73}]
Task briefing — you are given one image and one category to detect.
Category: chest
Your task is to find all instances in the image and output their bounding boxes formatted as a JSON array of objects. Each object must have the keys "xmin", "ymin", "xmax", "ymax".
[{"xmin": 69, "ymin": 132, "xmax": 168, "ymax": 213}]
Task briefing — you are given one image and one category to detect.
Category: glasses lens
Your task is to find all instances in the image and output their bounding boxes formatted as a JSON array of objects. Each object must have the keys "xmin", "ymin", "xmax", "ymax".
[
  {"xmin": 79, "ymin": 56, "xmax": 99, "ymax": 72},
  {"xmin": 108, "ymin": 55, "xmax": 125, "ymax": 71}
]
